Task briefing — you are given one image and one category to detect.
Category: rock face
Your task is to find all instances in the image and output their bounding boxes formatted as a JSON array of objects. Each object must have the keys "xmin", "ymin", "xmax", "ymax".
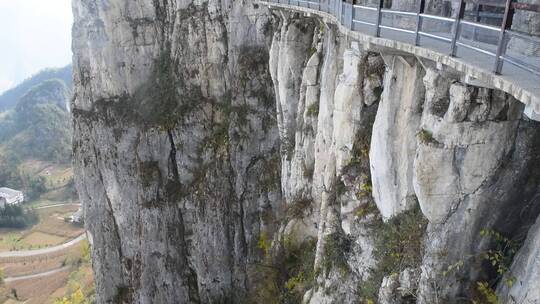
[
  {"xmin": 72, "ymin": 1, "xmax": 540, "ymax": 304},
  {"xmin": 72, "ymin": 1, "xmax": 280, "ymax": 303},
  {"xmin": 370, "ymin": 56, "xmax": 424, "ymax": 219}
]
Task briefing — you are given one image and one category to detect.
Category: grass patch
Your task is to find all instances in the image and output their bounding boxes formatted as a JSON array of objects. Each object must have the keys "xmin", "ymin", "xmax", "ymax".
[
  {"xmin": 308, "ymin": 47, "xmax": 318, "ymax": 58},
  {"xmin": 306, "ymin": 103, "xmax": 319, "ymax": 117},
  {"xmin": 258, "ymin": 232, "xmax": 272, "ymax": 257},
  {"xmin": 21, "ymin": 231, "xmax": 66, "ymax": 247}
]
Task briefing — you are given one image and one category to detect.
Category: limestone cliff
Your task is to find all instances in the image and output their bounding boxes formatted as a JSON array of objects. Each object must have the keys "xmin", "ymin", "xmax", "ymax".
[
  {"xmin": 73, "ymin": 0, "xmax": 280, "ymax": 302},
  {"xmin": 72, "ymin": 1, "xmax": 540, "ymax": 303}
]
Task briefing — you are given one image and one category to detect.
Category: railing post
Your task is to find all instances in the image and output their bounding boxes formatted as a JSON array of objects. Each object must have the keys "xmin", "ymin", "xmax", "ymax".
[
  {"xmin": 375, "ymin": 0, "xmax": 383, "ymax": 37},
  {"xmin": 339, "ymin": 0, "xmax": 344, "ymax": 24},
  {"xmin": 450, "ymin": 0, "xmax": 466, "ymax": 57},
  {"xmin": 494, "ymin": 0, "xmax": 515, "ymax": 74},
  {"xmin": 349, "ymin": 1, "xmax": 354, "ymax": 30},
  {"xmin": 415, "ymin": 0, "xmax": 426, "ymax": 46},
  {"xmin": 472, "ymin": 3, "xmax": 481, "ymax": 40}
]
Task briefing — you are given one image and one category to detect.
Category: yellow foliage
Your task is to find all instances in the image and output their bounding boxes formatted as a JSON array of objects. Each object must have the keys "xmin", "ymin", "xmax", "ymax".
[
  {"xmin": 53, "ymin": 286, "xmax": 88, "ymax": 304},
  {"xmin": 81, "ymin": 240, "xmax": 91, "ymax": 264},
  {"xmin": 257, "ymin": 232, "xmax": 271, "ymax": 257},
  {"xmin": 53, "ymin": 297, "xmax": 70, "ymax": 304},
  {"xmin": 71, "ymin": 288, "xmax": 85, "ymax": 304},
  {"xmin": 474, "ymin": 281, "xmax": 499, "ymax": 304}
]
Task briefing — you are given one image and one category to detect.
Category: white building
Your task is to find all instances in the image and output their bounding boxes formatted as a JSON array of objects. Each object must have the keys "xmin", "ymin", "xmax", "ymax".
[{"xmin": 0, "ymin": 187, "xmax": 25, "ymax": 207}]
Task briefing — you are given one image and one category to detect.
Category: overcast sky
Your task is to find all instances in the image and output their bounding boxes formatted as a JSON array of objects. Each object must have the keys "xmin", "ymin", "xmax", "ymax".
[{"xmin": 0, "ymin": 0, "xmax": 73, "ymax": 94}]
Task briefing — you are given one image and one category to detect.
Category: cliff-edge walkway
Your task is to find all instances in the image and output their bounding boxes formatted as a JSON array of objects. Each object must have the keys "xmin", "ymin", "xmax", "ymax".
[{"xmin": 261, "ymin": 0, "xmax": 540, "ymax": 121}]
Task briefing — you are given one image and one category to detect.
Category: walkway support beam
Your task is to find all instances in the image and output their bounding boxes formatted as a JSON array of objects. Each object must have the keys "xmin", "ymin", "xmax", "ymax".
[{"xmin": 494, "ymin": 0, "xmax": 515, "ymax": 74}]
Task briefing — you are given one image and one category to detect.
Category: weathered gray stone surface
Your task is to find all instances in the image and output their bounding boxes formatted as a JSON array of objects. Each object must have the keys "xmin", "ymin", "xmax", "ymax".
[
  {"xmin": 73, "ymin": 1, "xmax": 540, "ymax": 303},
  {"xmin": 370, "ymin": 56, "xmax": 424, "ymax": 219},
  {"xmin": 73, "ymin": 1, "xmax": 280, "ymax": 303},
  {"xmin": 498, "ymin": 216, "xmax": 540, "ymax": 304}
]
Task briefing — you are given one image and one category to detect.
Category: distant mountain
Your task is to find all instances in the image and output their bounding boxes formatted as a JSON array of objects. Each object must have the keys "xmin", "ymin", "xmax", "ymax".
[
  {"xmin": 0, "ymin": 77, "xmax": 72, "ymax": 163},
  {"xmin": 0, "ymin": 75, "xmax": 73, "ymax": 200},
  {"xmin": 0, "ymin": 65, "xmax": 72, "ymax": 111},
  {"xmin": 16, "ymin": 79, "xmax": 71, "ymax": 113}
]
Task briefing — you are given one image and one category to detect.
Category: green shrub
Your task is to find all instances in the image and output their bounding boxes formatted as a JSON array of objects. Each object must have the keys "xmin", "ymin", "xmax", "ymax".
[
  {"xmin": 308, "ymin": 47, "xmax": 318, "ymax": 58},
  {"xmin": 479, "ymin": 229, "xmax": 518, "ymax": 278},
  {"xmin": 358, "ymin": 205, "xmax": 428, "ymax": 302},
  {"xmin": 252, "ymin": 236, "xmax": 317, "ymax": 304},
  {"xmin": 0, "ymin": 205, "xmax": 39, "ymax": 229},
  {"xmin": 281, "ymin": 237, "xmax": 317, "ymax": 303},
  {"xmin": 258, "ymin": 232, "xmax": 272, "ymax": 257},
  {"xmin": 354, "ymin": 201, "xmax": 378, "ymax": 219},
  {"xmin": 472, "ymin": 281, "xmax": 499, "ymax": 304},
  {"xmin": 322, "ymin": 229, "xmax": 353, "ymax": 274},
  {"xmin": 286, "ymin": 199, "xmax": 312, "ymax": 219},
  {"xmin": 417, "ymin": 128, "xmax": 438, "ymax": 145}
]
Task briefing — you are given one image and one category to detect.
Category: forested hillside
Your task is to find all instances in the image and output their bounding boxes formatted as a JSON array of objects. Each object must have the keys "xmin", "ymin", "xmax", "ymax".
[{"xmin": 0, "ymin": 70, "xmax": 72, "ymax": 199}]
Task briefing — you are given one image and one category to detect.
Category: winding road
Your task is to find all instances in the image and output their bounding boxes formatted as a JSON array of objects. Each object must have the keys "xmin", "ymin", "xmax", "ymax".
[
  {"xmin": 0, "ymin": 204, "xmax": 86, "ymax": 282},
  {"xmin": 34, "ymin": 203, "xmax": 81, "ymax": 210},
  {"xmin": 4, "ymin": 266, "xmax": 71, "ymax": 283},
  {"xmin": 0, "ymin": 233, "xmax": 87, "ymax": 258}
]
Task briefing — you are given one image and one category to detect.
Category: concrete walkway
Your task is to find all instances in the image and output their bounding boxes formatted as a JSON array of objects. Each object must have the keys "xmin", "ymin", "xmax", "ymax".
[
  {"xmin": 262, "ymin": 0, "xmax": 540, "ymax": 114},
  {"xmin": 0, "ymin": 233, "xmax": 86, "ymax": 258}
]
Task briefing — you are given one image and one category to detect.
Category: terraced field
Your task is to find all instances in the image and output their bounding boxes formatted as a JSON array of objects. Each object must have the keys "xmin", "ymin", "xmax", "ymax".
[
  {"xmin": 0, "ymin": 239, "xmax": 93, "ymax": 303},
  {"xmin": 0, "ymin": 205, "xmax": 83, "ymax": 252},
  {"xmin": 0, "ymin": 172, "xmax": 92, "ymax": 303}
]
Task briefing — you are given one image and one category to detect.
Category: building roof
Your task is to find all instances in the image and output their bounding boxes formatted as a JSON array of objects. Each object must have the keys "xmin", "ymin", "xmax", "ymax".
[{"xmin": 0, "ymin": 187, "xmax": 22, "ymax": 198}]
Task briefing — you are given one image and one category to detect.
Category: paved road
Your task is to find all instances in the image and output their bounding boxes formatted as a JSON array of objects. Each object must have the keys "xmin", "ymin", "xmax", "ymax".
[
  {"xmin": 0, "ymin": 233, "xmax": 87, "ymax": 258},
  {"xmin": 4, "ymin": 266, "xmax": 71, "ymax": 283},
  {"xmin": 34, "ymin": 203, "xmax": 81, "ymax": 210}
]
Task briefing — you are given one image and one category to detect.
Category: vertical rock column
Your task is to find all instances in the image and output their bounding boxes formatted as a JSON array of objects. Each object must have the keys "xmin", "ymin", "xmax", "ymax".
[
  {"xmin": 369, "ymin": 56, "xmax": 425, "ymax": 219},
  {"xmin": 72, "ymin": 1, "xmax": 280, "ymax": 303}
]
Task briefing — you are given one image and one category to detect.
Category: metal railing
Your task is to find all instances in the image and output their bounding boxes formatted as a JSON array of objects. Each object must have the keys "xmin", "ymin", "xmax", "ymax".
[{"xmin": 262, "ymin": 0, "xmax": 540, "ymax": 78}]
